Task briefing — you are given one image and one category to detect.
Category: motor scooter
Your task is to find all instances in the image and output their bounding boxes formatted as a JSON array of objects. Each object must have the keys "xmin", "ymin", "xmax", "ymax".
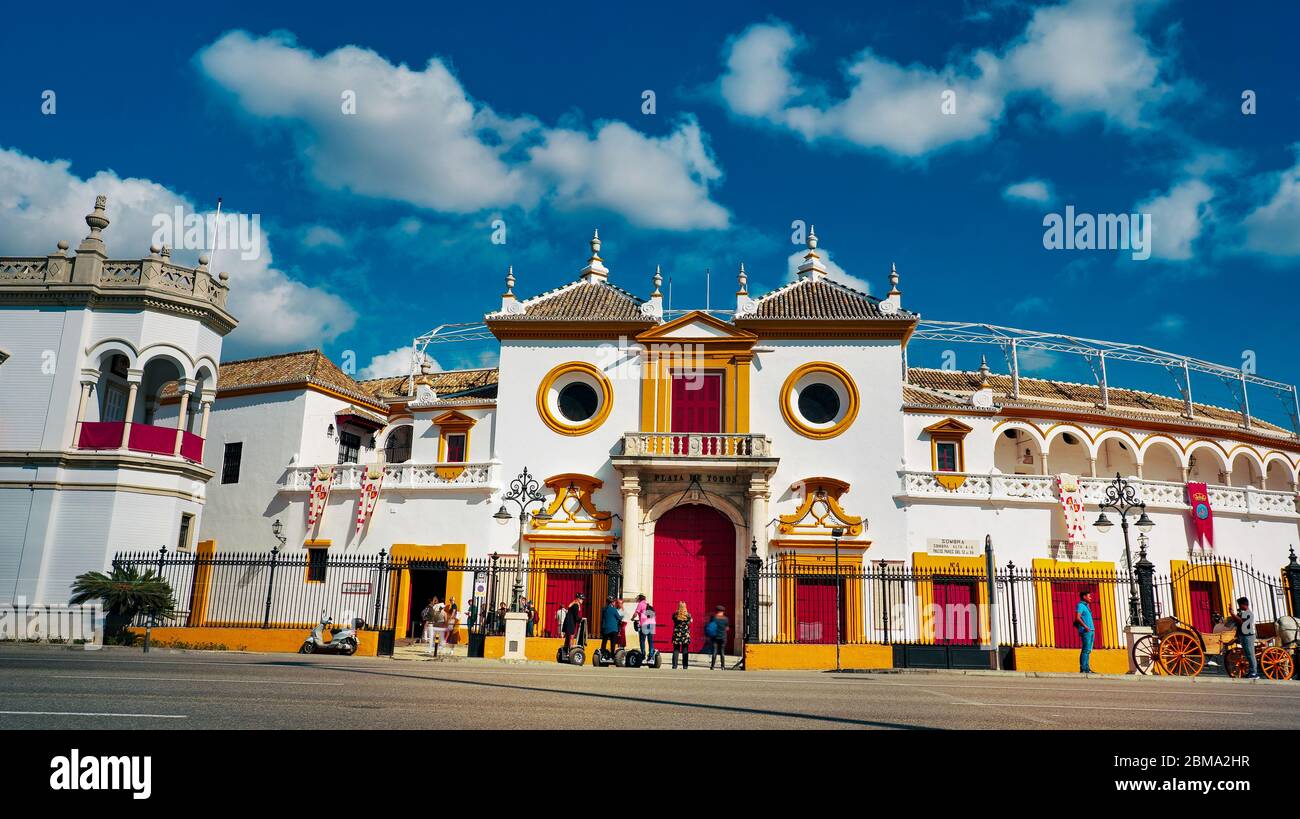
[{"xmin": 299, "ymin": 614, "xmax": 362, "ymax": 655}]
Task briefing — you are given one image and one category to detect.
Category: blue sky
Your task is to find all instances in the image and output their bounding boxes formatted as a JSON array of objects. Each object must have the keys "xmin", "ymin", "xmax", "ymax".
[{"xmin": 2, "ymin": 1, "xmax": 1298, "ymax": 425}]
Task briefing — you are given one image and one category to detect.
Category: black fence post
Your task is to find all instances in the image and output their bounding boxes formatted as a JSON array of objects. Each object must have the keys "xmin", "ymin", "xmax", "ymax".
[
  {"xmin": 1006, "ymin": 561, "xmax": 1020, "ymax": 646},
  {"xmin": 877, "ymin": 559, "xmax": 890, "ymax": 643},
  {"xmin": 744, "ymin": 539, "xmax": 761, "ymax": 643},
  {"xmin": 1285, "ymin": 547, "xmax": 1300, "ymax": 618},
  {"xmin": 1134, "ymin": 546, "xmax": 1156, "ymax": 627},
  {"xmin": 263, "ymin": 546, "xmax": 280, "ymax": 629},
  {"xmin": 155, "ymin": 544, "xmax": 167, "ymax": 577},
  {"xmin": 372, "ymin": 549, "xmax": 387, "ymax": 629},
  {"xmin": 605, "ymin": 540, "xmax": 623, "ymax": 601}
]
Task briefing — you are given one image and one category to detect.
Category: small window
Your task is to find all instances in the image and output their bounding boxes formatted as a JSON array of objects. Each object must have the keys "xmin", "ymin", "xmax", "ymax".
[
  {"xmin": 935, "ymin": 441, "xmax": 959, "ymax": 472},
  {"xmin": 337, "ymin": 430, "xmax": 361, "ymax": 464},
  {"xmin": 306, "ymin": 547, "xmax": 328, "ymax": 583},
  {"xmin": 558, "ymin": 382, "xmax": 598, "ymax": 423},
  {"xmin": 176, "ymin": 513, "xmax": 194, "ymax": 551},
  {"xmin": 384, "ymin": 425, "xmax": 412, "ymax": 464},
  {"xmin": 221, "ymin": 442, "xmax": 243, "ymax": 484},
  {"xmin": 798, "ymin": 383, "xmax": 841, "ymax": 424},
  {"xmin": 102, "ymin": 383, "xmax": 128, "ymax": 422},
  {"xmin": 445, "ymin": 432, "xmax": 467, "ymax": 463}
]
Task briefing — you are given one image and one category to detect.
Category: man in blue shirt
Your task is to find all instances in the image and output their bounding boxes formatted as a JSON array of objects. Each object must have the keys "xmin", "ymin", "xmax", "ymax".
[{"xmin": 1074, "ymin": 590, "xmax": 1095, "ymax": 674}]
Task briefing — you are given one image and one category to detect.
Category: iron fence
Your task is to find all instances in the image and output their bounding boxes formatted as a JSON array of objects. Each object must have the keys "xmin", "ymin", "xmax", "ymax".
[
  {"xmin": 749, "ymin": 549, "xmax": 1300, "ymax": 650},
  {"xmin": 110, "ymin": 546, "xmax": 621, "ymax": 653}
]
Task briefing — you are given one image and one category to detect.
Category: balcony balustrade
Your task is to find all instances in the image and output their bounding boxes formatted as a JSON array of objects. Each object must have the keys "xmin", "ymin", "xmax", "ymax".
[{"xmin": 279, "ymin": 461, "xmax": 499, "ymax": 491}]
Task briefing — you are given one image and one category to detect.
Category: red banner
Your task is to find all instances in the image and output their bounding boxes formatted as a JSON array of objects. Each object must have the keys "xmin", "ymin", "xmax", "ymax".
[{"xmin": 1186, "ymin": 482, "xmax": 1214, "ymax": 550}]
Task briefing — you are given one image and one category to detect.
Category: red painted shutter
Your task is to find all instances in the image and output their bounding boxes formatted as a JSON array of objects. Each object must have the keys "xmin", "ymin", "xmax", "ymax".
[
  {"xmin": 933, "ymin": 579, "xmax": 979, "ymax": 645},
  {"xmin": 795, "ymin": 577, "xmax": 840, "ymax": 644},
  {"xmin": 1051, "ymin": 581, "xmax": 1101, "ymax": 648}
]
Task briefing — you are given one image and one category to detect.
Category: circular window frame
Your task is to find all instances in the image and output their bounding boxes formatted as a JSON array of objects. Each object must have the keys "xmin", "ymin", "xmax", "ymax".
[
  {"xmin": 536, "ymin": 361, "xmax": 613, "ymax": 436},
  {"xmin": 780, "ymin": 362, "xmax": 859, "ymax": 440}
]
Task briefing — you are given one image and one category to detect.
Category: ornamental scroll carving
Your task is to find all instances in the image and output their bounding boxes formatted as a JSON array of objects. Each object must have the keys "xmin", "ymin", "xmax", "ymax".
[{"xmin": 777, "ymin": 477, "xmax": 864, "ymax": 537}]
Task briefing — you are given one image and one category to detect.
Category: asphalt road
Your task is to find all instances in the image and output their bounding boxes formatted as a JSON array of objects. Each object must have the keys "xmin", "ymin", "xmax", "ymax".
[{"xmin": 2, "ymin": 645, "xmax": 1298, "ymax": 730}]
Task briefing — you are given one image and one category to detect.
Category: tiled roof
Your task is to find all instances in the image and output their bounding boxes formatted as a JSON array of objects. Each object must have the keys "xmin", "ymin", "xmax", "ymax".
[
  {"xmin": 360, "ymin": 368, "xmax": 499, "ymax": 401},
  {"xmin": 487, "ymin": 279, "xmax": 652, "ymax": 323},
  {"xmin": 906, "ymin": 367, "xmax": 1293, "ymax": 437},
  {"xmin": 194, "ymin": 350, "xmax": 386, "ymax": 409},
  {"xmin": 742, "ymin": 276, "xmax": 918, "ymax": 321}
]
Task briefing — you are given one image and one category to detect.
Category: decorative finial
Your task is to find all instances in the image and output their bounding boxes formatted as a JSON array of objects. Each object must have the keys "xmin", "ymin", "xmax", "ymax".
[
  {"xmin": 579, "ymin": 228, "xmax": 609, "ymax": 282},
  {"xmin": 888, "ymin": 262, "xmax": 900, "ymax": 295},
  {"xmin": 198, "ymin": 254, "xmax": 210, "ymax": 268},
  {"xmin": 82, "ymin": 195, "xmax": 110, "ymax": 240},
  {"xmin": 978, "ymin": 355, "xmax": 991, "ymax": 388},
  {"xmin": 56, "ymin": 240, "xmax": 69, "ymax": 253},
  {"xmin": 651, "ymin": 265, "xmax": 662, "ymax": 297},
  {"xmin": 504, "ymin": 265, "xmax": 515, "ymax": 296},
  {"xmin": 160, "ymin": 245, "xmax": 171, "ymax": 259},
  {"xmin": 736, "ymin": 262, "xmax": 748, "ymax": 295},
  {"xmin": 796, "ymin": 226, "xmax": 827, "ymax": 279}
]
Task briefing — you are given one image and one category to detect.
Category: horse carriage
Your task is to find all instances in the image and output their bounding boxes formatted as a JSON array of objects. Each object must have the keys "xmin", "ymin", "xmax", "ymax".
[{"xmin": 1132, "ymin": 615, "xmax": 1298, "ymax": 679}]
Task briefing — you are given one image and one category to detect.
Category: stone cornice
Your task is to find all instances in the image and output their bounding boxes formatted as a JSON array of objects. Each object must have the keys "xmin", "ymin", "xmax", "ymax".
[
  {"xmin": 0, "ymin": 449, "xmax": 215, "ymax": 482},
  {"xmin": 0, "ymin": 284, "xmax": 237, "ymax": 336}
]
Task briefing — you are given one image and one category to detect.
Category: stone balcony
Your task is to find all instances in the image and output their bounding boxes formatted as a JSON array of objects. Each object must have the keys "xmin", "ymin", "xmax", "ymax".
[
  {"xmin": 898, "ymin": 470, "xmax": 1299, "ymax": 519},
  {"xmin": 279, "ymin": 461, "xmax": 500, "ymax": 492}
]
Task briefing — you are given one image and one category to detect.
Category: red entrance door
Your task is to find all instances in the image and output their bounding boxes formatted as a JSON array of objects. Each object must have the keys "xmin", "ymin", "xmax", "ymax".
[
  {"xmin": 544, "ymin": 573, "xmax": 591, "ymax": 638},
  {"xmin": 652, "ymin": 504, "xmax": 736, "ymax": 653},
  {"xmin": 1050, "ymin": 581, "xmax": 1101, "ymax": 648},
  {"xmin": 1188, "ymin": 581, "xmax": 1220, "ymax": 633},
  {"xmin": 671, "ymin": 373, "xmax": 722, "ymax": 454},
  {"xmin": 795, "ymin": 577, "xmax": 842, "ymax": 644},
  {"xmin": 932, "ymin": 578, "xmax": 979, "ymax": 645}
]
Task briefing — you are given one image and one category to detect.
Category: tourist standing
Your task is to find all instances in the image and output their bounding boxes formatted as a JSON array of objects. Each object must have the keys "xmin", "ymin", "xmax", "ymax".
[
  {"xmin": 671, "ymin": 601, "xmax": 692, "ymax": 670},
  {"xmin": 1073, "ymin": 590, "xmax": 1094, "ymax": 674},
  {"xmin": 1231, "ymin": 597, "xmax": 1259, "ymax": 679},
  {"xmin": 707, "ymin": 606, "xmax": 729, "ymax": 670},
  {"xmin": 640, "ymin": 604, "xmax": 658, "ymax": 663}
]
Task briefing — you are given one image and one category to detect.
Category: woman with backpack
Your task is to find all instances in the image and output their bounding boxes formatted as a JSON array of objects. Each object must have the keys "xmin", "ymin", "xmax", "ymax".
[
  {"xmin": 707, "ymin": 606, "xmax": 729, "ymax": 670},
  {"xmin": 671, "ymin": 601, "xmax": 692, "ymax": 670}
]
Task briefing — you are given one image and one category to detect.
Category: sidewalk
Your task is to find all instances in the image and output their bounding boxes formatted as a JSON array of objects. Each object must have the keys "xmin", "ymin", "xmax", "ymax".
[{"xmin": 838, "ymin": 667, "xmax": 1298, "ymax": 685}]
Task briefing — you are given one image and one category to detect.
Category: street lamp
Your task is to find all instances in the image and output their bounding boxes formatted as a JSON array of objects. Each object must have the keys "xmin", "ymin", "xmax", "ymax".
[
  {"xmin": 271, "ymin": 518, "xmax": 286, "ymax": 550},
  {"xmin": 1092, "ymin": 473, "xmax": 1154, "ymax": 626},
  {"xmin": 494, "ymin": 467, "xmax": 552, "ymax": 611},
  {"xmin": 831, "ymin": 526, "xmax": 844, "ymax": 673}
]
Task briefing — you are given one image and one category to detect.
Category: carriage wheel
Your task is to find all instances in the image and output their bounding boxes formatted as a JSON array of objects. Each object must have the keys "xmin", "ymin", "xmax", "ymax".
[
  {"xmin": 1259, "ymin": 647, "xmax": 1294, "ymax": 680},
  {"xmin": 1157, "ymin": 632, "xmax": 1205, "ymax": 676},
  {"xmin": 1132, "ymin": 634, "xmax": 1160, "ymax": 676},
  {"xmin": 1224, "ymin": 646, "xmax": 1249, "ymax": 678}
]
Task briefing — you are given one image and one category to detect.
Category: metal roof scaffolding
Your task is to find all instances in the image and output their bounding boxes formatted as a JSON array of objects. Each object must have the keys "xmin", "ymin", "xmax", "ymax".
[
  {"xmin": 406, "ymin": 318, "xmax": 1300, "ymax": 436},
  {"xmin": 908, "ymin": 321, "xmax": 1299, "ymax": 436}
]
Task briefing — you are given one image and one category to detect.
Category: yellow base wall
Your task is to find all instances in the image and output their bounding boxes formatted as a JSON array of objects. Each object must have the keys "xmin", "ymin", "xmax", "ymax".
[
  {"xmin": 483, "ymin": 635, "xmax": 567, "ymax": 661},
  {"xmin": 126, "ymin": 626, "xmax": 379, "ymax": 657},
  {"xmin": 1013, "ymin": 646, "xmax": 1128, "ymax": 674},
  {"xmin": 745, "ymin": 643, "xmax": 893, "ymax": 671}
]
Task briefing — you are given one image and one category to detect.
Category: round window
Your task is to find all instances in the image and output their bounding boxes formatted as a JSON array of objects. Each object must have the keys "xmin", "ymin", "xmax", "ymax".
[
  {"xmin": 558, "ymin": 382, "xmax": 598, "ymax": 423},
  {"xmin": 798, "ymin": 383, "xmax": 840, "ymax": 424}
]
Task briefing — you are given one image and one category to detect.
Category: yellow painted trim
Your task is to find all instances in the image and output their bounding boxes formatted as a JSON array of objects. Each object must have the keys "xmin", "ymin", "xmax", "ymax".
[
  {"xmin": 126, "ymin": 626, "xmax": 379, "ymax": 656},
  {"xmin": 910, "ymin": 552, "xmax": 990, "ymax": 646},
  {"xmin": 774, "ymin": 551, "xmax": 865, "ymax": 642},
  {"xmin": 186, "ymin": 539, "xmax": 216, "ymax": 627},
  {"xmin": 745, "ymin": 643, "xmax": 892, "ymax": 671},
  {"xmin": 536, "ymin": 361, "xmax": 614, "ymax": 437},
  {"xmin": 303, "ymin": 540, "xmax": 331, "ymax": 584},
  {"xmin": 1013, "ymin": 646, "xmax": 1128, "ymax": 674},
  {"xmin": 768, "ymin": 537, "xmax": 871, "ymax": 550},
  {"xmin": 777, "ymin": 477, "xmax": 864, "ymax": 537},
  {"xmin": 1169, "ymin": 560, "xmax": 1236, "ymax": 627},
  {"xmin": 779, "ymin": 362, "xmax": 860, "ymax": 440},
  {"xmin": 925, "ymin": 417, "xmax": 971, "ymax": 487},
  {"xmin": 525, "ymin": 546, "xmax": 608, "ymax": 636},
  {"xmin": 390, "ymin": 543, "xmax": 468, "ymax": 640},
  {"xmin": 1029, "ymin": 559, "xmax": 1119, "ymax": 650},
  {"xmin": 533, "ymin": 473, "xmax": 613, "ymax": 531},
  {"xmin": 434, "ymin": 410, "xmax": 476, "ymax": 480}
]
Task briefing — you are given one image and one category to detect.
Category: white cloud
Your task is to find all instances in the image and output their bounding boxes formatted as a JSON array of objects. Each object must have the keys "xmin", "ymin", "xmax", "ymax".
[
  {"xmin": 1011, "ymin": 295, "xmax": 1048, "ymax": 314},
  {"xmin": 716, "ymin": 1, "xmax": 1176, "ymax": 157},
  {"xmin": 197, "ymin": 31, "xmax": 728, "ymax": 230},
  {"xmin": 0, "ymin": 147, "xmax": 356, "ymax": 354},
  {"xmin": 1239, "ymin": 154, "xmax": 1300, "ymax": 257},
  {"xmin": 1154, "ymin": 313, "xmax": 1186, "ymax": 335},
  {"xmin": 1003, "ymin": 178, "xmax": 1054, "ymax": 204},
  {"xmin": 301, "ymin": 225, "xmax": 347, "ymax": 249},
  {"xmin": 1137, "ymin": 178, "xmax": 1214, "ymax": 261},
  {"xmin": 358, "ymin": 346, "xmax": 441, "ymax": 380},
  {"xmin": 784, "ymin": 246, "xmax": 872, "ymax": 293}
]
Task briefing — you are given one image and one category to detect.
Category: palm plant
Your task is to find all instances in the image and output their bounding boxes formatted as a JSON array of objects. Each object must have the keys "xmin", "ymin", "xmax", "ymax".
[{"xmin": 70, "ymin": 565, "xmax": 176, "ymax": 645}]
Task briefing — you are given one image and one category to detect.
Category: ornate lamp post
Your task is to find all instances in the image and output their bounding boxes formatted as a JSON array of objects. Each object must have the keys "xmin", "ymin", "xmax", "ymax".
[
  {"xmin": 493, "ymin": 467, "xmax": 552, "ymax": 611},
  {"xmin": 1092, "ymin": 473, "xmax": 1155, "ymax": 625}
]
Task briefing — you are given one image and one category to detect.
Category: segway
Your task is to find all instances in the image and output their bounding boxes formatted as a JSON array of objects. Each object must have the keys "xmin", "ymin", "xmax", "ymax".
[
  {"xmin": 555, "ymin": 619, "xmax": 587, "ymax": 666},
  {"xmin": 592, "ymin": 620, "xmax": 628, "ymax": 667},
  {"xmin": 624, "ymin": 645, "xmax": 663, "ymax": 669}
]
